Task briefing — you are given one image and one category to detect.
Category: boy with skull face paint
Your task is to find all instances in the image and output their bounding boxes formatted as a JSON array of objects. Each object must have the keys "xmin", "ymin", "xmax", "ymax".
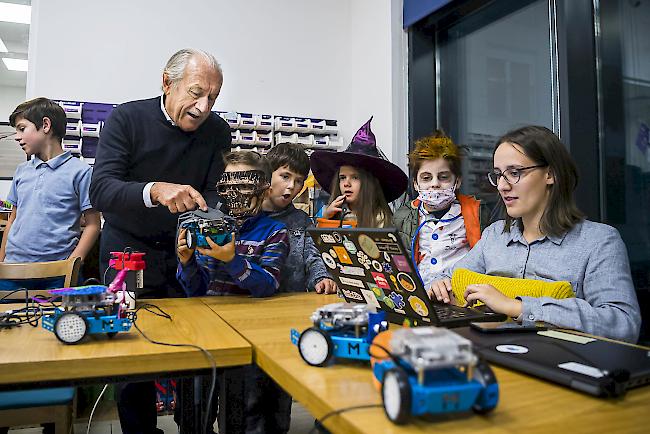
[
  {"xmin": 176, "ymin": 151, "xmax": 289, "ymax": 297},
  {"xmin": 393, "ymin": 131, "xmax": 482, "ymax": 298},
  {"xmin": 176, "ymin": 151, "xmax": 289, "ymax": 432}
]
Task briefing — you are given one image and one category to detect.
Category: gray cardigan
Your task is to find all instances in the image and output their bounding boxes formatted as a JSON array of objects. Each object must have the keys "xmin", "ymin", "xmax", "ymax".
[
  {"xmin": 266, "ymin": 204, "xmax": 331, "ymax": 292},
  {"xmin": 441, "ymin": 219, "xmax": 641, "ymax": 343}
]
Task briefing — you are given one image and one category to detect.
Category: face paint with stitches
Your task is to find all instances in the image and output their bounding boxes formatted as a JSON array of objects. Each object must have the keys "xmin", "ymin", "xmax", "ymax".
[{"xmin": 216, "ymin": 170, "xmax": 269, "ymax": 218}]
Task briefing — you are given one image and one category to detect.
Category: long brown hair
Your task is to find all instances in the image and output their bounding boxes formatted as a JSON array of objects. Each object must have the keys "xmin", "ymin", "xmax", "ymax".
[
  {"xmin": 328, "ymin": 166, "xmax": 393, "ymax": 227},
  {"xmin": 495, "ymin": 125, "xmax": 584, "ymax": 237}
]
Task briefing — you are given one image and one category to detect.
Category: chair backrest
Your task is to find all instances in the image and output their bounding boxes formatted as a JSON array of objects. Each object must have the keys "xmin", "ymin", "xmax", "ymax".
[{"xmin": 0, "ymin": 257, "xmax": 81, "ymax": 298}]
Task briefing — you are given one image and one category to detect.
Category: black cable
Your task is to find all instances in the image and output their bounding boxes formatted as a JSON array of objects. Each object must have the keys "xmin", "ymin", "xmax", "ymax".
[
  {"xmin": 131, "ymin": 303, "xmax": 217, "ymax": 434},
  {"xmin": 308, "ymin": 404, "xmax": 383, "ymax": 434}
]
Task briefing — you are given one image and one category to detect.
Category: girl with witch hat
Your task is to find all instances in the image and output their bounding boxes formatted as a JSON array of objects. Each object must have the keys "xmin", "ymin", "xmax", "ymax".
[{"xmin": 311, "ymin": 117, "xmax": 408, "ymax": 228}]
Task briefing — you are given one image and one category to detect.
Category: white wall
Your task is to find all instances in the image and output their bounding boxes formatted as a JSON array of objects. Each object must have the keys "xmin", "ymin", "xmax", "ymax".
[
  {"xmin": 27, "ymin": 0, "xmax": 408, "ymax": 167},
  {"xmin": 0, "ymin": 85, "xmax": 26, "ymax": 123}
]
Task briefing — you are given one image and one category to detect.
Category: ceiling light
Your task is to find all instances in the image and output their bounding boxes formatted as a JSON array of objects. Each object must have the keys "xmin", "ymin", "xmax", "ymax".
[
  {"xmin": 0, "ymin": 3, "xmax": 31, "ymax": 24},
  {"xmin": 0, "ymin": 37, "xmax": 7, "ymax": 53},
  {"xmin": 2, "ymin": 58, "xmax": 28, "ymax": 71}
]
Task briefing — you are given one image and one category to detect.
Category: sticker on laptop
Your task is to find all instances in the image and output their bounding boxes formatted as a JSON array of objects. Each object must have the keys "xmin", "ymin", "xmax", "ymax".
[
  {"xmin": 360, "ymin": 288, "xmax": 381, "ymax": 309},
  {"xmin": 384, "ymin": 252, "xmax": 391, "ymax": 262},
  {"xmin": 389, "ymin": 275, "xmax": 398, "ymax": 288},
  {"xmin": 392, "ymin": 255, "xmax": 411, "ymax": 272},
  {"xmin": 321, "ymin": 252, "xmax": 336, "ymax": 269},
  {"xmin": 333, "ymin": 246, "xmax": 352, "ymax": 264},
  {"xmin": 358, "ymin": 234, "xmax": 380, "ymax": 259},
  {"xmin": 332, "ymin": 232, "xmax": 342, "ymax": 243},
  {"xmin": 382, "ymin": 263, "xmax": 393, "ymax": 274},
  {"xmin": 383, "ymin": 297, "xmax": 395, "ymax": 309},
  {"xmin": 366, "ymin": 282, "xmax": 385, "ymax": 299},
  {"xmin": 372, "ymin": 260, "xmax": 382, "ymax": 272},
  {"xmin": 342, "ymin": 236, "xmax": 357, "ymax": 254},
  {"xmin": 371, "ymin": 272, "xmax": 390, "ymax": 289},
  {"xmin": 356, "ymin": 251, "xmax": 371, "ymax": 269},
  {"xmin": 495, "ymin": 345, "xmax": 529, "ymax": 354},
  {"xmin": 397, "ymin": 272, "xmax": 416, "ymax": 292},
  {"xmin": 339, "ymin": 265, "xmax": 365, "ymax": 277},
  {"xmin": 408, "ymin": 295, "xmax": 429, "ymax": 317},
  {"xmin": 320, "ymin": 233, "xmax": 336, "ymax": 244},
  {"xmin": 389, "ymin": 292, "xmax": 406, "ymax": 310},
  {"xmin": 558, "ymin": 362, "xmax": 605, "ymax": 378},
  {"xmin": 340, "ymin": 288, "xmax": 363, "ymax": 301},
  {"xmin": 339, "ymin": 276, "xmax": 364, "ymax": 288}
]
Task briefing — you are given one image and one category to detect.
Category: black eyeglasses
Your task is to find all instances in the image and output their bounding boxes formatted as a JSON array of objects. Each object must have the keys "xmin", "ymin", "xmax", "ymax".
[{"xmin": 487, "ymin": 165, "xmax": 547, "ymax": 186}]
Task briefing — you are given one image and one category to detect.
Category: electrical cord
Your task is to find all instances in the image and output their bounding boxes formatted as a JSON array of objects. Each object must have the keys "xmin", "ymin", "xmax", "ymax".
[
  {"xmin": 308, "ymin": 404, "xmax": 383, "ymax": 434},
  {"xmin": 131, "ymin": 303, "xmax": 217, "ymax": 434},
  {"xmin": 86, "ymin": 383, "xmax": 108, "ymax": 434}
]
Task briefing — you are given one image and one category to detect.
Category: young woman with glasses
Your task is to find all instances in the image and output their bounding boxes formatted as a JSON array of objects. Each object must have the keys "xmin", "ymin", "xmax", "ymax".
[{"xmin": 429, "ymin": 125, "xmax": 641, "ymax": 343}]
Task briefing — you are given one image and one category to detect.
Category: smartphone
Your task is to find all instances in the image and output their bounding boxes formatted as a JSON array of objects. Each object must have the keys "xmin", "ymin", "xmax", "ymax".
[{"xmin": 470, "ymin": 321, "xmax": 547, "ymax": 333}]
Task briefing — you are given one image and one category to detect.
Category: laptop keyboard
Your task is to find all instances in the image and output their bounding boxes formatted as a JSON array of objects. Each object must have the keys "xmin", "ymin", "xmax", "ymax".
[{"xmin": 434, "ymin": 304, "xmax": 473, "ymax": 320}]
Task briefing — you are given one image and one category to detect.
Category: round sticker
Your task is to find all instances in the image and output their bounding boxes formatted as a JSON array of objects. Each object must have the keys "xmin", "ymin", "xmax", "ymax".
[
  {"xmin": 372, "ymin": 260, "xmax": 382, "ymax": 272},
  {"xmin": 397, "ymin": 272, "xmax": 416, "ymax": 292},
  {"xmin": 329, "ymin": 248, "xmax": 337, "ymax": 259},
  {"xmin": 496, "ymin": 345, "xmax": 529, "ymax": 354},
  {"xmin": 358, "ymin": 234, "xmax": 380, "ymax": 259},
  {"xmin": 384, "ymin": 252, "xmax": 390, "ymax": 262},
  {"xmin": 332, "ymin": 232, "xmax": 342, "ymax": 243},
  {"xmin": 321, "ymin": 252, "xmax": 336, "ymax": 269},
  {"xmin": 408, "ymin": 296, "xmax": 429, "ymax": 317}
]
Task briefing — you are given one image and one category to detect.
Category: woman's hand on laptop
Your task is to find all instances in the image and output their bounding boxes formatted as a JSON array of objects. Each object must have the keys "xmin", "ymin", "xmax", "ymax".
[
  {"xmin": 429, "ymin": 278, "xmax": 453, "ymax": 303},
  {"xmin": 464, "ymin": 284, "xmax": 522, "ymax": 317},
  {"xmin": 315, "ymin": 278, "xmax": 338, "ymax": 294}
]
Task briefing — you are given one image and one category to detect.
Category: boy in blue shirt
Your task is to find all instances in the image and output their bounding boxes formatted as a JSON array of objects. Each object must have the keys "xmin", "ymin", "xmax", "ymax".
[
  {"xmin": 0, "ymin": 98, "xmax": 100, "ymax": 290},
  {"xmin": 263, "ymin": 142, "xmax": 337, "ymax": 294},
  {"xmin": 176, "ymin": 151, "xmax": 289, "ymax": 433}
]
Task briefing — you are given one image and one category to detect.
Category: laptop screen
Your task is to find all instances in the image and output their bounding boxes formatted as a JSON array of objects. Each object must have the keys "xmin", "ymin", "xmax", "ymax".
[{"xmin": 308, "ymin": 227, "xmax": 438, "ymax": 325}]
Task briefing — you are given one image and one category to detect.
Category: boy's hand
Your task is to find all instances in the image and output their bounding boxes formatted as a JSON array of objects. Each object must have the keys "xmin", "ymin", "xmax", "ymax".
[
  {"xmin": 198, "ymin": 232, "xmax": 236, "ymax": 263},
  {"xmin": 151, "ymin": 182, "xmax": 208, "ymax": 213},
  {"xmin": 428, "ymin": 278, "xmax": 454, "ymax": 303},
  {"xmin": 315, "ymin": 278, "xmax": 338, "ymax": 294},
  {"xmin": 177, "ymin": 228, "xmax": 195, "ymax": 265},
  {"xmin": 324, "ymin": 194, "xmax": 347, "ymax": 219}
]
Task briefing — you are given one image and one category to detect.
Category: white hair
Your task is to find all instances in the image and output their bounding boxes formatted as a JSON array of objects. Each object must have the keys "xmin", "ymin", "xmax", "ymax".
[{"xmin": 163, "ymin": 48, "xmax": 223, "ymax": 87}]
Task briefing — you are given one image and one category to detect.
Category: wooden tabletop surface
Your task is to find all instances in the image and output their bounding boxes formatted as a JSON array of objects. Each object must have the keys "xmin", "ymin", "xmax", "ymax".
[
  {"xmin": 0, "ymin": 298, "xmax": 251, "ymax": 387},
  {"xmin": 202, "ymin": 293, "xmax": 650, "ymax": 434}
]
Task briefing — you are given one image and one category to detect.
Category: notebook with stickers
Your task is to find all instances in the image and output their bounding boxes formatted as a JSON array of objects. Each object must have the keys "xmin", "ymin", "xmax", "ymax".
[{"xmin": 307, "ymin": 227, "xmax": 506, "ymax": 327}]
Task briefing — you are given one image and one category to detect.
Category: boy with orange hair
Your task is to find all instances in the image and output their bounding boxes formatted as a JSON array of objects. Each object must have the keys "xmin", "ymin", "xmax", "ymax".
[{"xmin": 393, "ymin": 131, "xmax": 481, "ymax": 301}]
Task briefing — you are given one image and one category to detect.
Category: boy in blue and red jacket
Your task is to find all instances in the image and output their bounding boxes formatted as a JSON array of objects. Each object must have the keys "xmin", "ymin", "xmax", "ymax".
[{"xmin": 176, "ymin": 151, "xmax": 288, "ymax": 297}]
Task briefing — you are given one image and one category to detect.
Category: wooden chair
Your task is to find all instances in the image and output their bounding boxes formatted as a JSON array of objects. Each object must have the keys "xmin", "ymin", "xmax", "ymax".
[
  {"xmin": 0, "ymin": 256, "xmax": 81, "ymax": 298},
  {"xmin": 0, "ymin": 257, "xmax": 81, "ymax": 433}
]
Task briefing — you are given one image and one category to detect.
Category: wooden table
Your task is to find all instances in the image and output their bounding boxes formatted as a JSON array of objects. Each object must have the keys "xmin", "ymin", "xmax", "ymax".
[
  {"xmin": 202, "ymin": 293, "xmax": 650, "ymax": 434},
  {"xmin": 0, "ymin": 298, "xmax": 252, "ymax": 433}
]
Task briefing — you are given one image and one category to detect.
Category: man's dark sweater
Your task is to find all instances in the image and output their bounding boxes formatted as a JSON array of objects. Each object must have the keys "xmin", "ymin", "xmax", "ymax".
[{"xmin": 90, "ymin": 96, "xmax": 231, "ymax": 241}]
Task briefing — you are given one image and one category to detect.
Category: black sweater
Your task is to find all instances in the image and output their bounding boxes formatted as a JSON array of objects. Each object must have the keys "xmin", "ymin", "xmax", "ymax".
[{"xmin": 90, "ymin": 97, "xmax": 231, "ymax": 241}]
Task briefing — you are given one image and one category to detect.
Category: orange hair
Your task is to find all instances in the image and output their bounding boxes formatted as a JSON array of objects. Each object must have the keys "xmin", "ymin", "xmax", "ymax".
[{"xmin": 408, "ymin": 130, "xmax": 462, "ymax": 178}]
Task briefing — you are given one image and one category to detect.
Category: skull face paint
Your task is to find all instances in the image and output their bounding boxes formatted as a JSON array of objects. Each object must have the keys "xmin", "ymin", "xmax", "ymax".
[{"xmin": 217, "ymin": 170, "xmax": 269, "ymax": 219}]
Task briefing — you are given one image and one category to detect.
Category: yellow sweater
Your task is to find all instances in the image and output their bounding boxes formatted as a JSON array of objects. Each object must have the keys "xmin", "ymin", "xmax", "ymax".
[{"xmin": 451, "ymin": 268, "xmax": 575, "ymax": 306}]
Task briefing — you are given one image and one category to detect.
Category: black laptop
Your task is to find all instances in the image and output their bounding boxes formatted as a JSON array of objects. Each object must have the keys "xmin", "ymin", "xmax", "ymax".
[
  {"xmin": 456, "ymin": 327, "xmax": 650, "ymax": 397},
  {"xmin": 307, "ymin": 227, "xmax": 507, "ymax": 327}
]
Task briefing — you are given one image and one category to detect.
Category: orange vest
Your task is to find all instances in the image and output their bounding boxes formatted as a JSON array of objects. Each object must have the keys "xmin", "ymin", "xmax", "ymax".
[{"xmin": 413, "ymin": 194, "xmax": 481, "ymax": 265}]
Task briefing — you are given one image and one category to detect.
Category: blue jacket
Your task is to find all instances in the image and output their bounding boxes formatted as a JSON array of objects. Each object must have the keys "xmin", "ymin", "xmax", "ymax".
[
  {"xmin": 177, "ymin": 213, "xmax": 289, "ymax": 297},
  {"xmin": 265, "ymin": 204, "xmax": 331, "ymax": 292}
]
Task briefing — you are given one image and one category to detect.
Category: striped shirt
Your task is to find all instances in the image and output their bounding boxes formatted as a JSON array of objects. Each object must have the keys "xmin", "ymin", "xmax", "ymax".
[{"xmin": 177, "ymin": 213, "xmax": 289, "ymax": 297}]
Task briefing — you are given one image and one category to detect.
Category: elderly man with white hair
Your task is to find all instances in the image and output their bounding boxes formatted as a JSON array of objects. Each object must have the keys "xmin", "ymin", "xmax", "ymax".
[{"xmin": 90, "ymin": 48, "xmax": 231, "ymax": 434}]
